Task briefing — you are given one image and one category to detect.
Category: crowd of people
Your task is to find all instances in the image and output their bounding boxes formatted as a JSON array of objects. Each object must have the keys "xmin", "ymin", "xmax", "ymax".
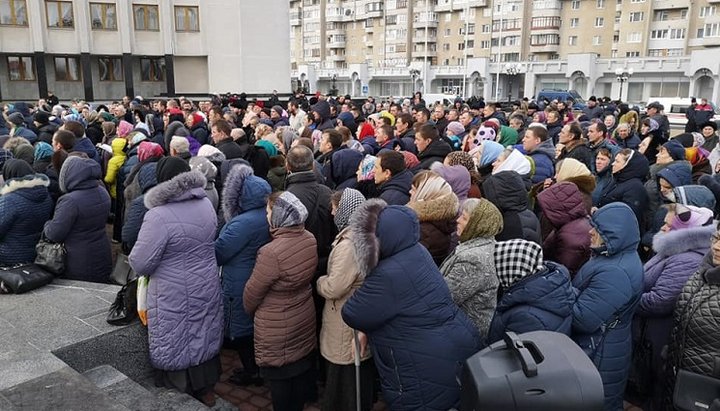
[{"xmin": 1, "ymin": 90, "xmax": 720, "ymax": 411}]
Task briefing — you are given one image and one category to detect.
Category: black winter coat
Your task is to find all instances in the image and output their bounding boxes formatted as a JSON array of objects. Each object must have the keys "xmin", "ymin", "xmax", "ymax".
[
  {"xmin": 412, "ymin": 139, "xmax": 452, "ymax": 172},
  {"xmin": 378, "ymin": 170, "xmax": 413, "ymax": 206},
  {"xmin": 598, "ymin": 151, "xmax": 649, "ymax": 229},
  {"xmin": 482, "ymin": 171, "xmax": 541, "ymax": 244},
  {"xmin": 285, "ymin": 170, "xmax": 336, "ymax": 262}
]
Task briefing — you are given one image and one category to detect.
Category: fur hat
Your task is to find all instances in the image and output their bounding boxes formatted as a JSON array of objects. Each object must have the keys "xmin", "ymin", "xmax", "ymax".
[
  {"xmin": 494, "ymin": 239, "xmax": 544, "ymax": 290},
  {"xmin": 270, "ymin": 191, "xmax": 308, "ymax": 229},
  {"xmin": 334, "ymin": 188, "xmax": 366, "ymax": 231},
  {"xmin": 701, "ymin": 121, "xmax": 718, "ymax": 131}
]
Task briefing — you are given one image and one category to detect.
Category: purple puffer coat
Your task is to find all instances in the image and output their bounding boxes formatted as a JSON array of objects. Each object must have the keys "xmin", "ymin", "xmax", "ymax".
[
  {"xmin": 129, "ymin": 171, "xmax": 224, "ymax": 371},
  {"xmin": 536, "ymin": 182, "xmax": 591, "ymax": 277}
]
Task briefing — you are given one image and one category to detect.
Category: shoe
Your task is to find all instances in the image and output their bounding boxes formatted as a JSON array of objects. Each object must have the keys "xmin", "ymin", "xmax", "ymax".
[{"xmin": 228, "ymin": 369, "xmax": 263, "ymax": 386}]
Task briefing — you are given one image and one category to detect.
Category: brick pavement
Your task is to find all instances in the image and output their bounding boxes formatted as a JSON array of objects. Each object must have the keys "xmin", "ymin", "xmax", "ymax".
[{"xmin": 215, "ymin": 349, "xmax": 388, "ymax": 411}]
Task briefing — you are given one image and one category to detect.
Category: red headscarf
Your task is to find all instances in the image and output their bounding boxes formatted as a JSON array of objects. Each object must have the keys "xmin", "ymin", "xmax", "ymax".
[{"xmin": 137, "ymin": 141, "xmax": 165, "ymax": 162}]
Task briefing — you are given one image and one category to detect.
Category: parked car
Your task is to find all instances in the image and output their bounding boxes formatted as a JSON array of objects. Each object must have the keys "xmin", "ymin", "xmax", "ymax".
[{"xmin": 537, "ymin": 89, "xmax": 587, "ymax": 110}]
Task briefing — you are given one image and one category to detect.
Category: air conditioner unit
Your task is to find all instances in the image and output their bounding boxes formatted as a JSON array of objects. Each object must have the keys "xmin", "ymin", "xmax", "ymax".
[{"xmin": 345, "ymin": 9, "xmax": 354, "ymax": 16}]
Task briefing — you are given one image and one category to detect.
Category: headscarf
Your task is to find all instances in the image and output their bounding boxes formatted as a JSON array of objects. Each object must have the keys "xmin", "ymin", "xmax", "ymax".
[
  {"xmin": 410, "ymin": 171, "xmax": 453, "ymax": 202},
  {"xmin": 255, "ymin": 139, "xmax": 278, "ymax": 157},
  {"xmin": 155, "ymin": 156, "xmax": 190, "ymax": 184},
  {"xmin": 479, "ymin": 141, "xmax": 505, "ymax": 167},
  {"xmin": 493, "ymin": 148, "xmax": 531, "ymax": 175},
  {"xmin": 137, "ymin": 141, "xmax": 165, "ymax": 162},
  {"xmin": 117, "ymin": 120, "xmax": 133, "ymax": 138},
  {"xmin": 446, "ymin": 151, "xmax": 477, "ymax": 173},
  {"xmin": 2, "ymin": 158, "xmax": 34, "ymax": 181},
  {"xmin": 198, "ymin": 144, "xmax": 223, "ymax": 158},
  {"xmin": 334, "ymin": 188, "xmax": 366, "ymax": 231},
  {"xmin": 102, "ymin": 121, "xmax": 116, "ymax": 138},
  {"xmin": 270, "ymin": 191, "xmax": 308, "ymax": 229},
  {"xmin": 402, "ymin": 151, "xmax": 420, "ymax": 169},
  {"xmin": 556, "ymin": 158, "xmax": 591, "ymax": 182},
  {"xmin": 460, "ymin": 198, "xmax": 503, "ymax": 243},
  {"xmin": 358, "ymin": 155, "xmax": 377, "ymax": 181},
  {"xmin": 669, "ymin": 205, "xmax": 714, "ymax": 231},
  {"xmin": 494, "ymin": 239, "xmax": 544, "ymax": 289},
  {"xmin": 34, "ymin": 142, "xmax": 53, "ymax": 162}
]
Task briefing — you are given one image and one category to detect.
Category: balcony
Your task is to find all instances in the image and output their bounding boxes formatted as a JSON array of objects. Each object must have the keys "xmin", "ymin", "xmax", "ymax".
[
  {"xmin": 653, "ymin": 0, "xmax": 691, "ymax": 8},
  {"xmin": 413, "ymin": 34, "xmax": 437, "ymax": 43},
  {"xmin": 530, "ymin": 43, "xmax": 560, "ymax": 53},
  {"xmin": 290, "ymin": 12, "xmax": 301, "ymax": 26},
  {"xmin": 414, "ymin": 19, "xmax": 438, "ymax": 28},
  {"xmin": 412, "ymin": 49, "xmax": 437, "ymax": 58},
  {"xmin": 365, "ymin": 24, "xmax": 375, "ymax": 32},
  {"xmin": 326, "ymin": 9, "xmax": 344, "ymax": 22},
  {"xmin": 327, "ymin": 38, "xmax": 347, "ymax": 48},
  {"xmin": 452, "ymin": 0, "xmax": 489, "ymax": 9},
  {"xmin": 325, "ymin": 54, "xmax": 347, "ymax": 62},
  {"xmin": 365, "ymin": 2, "xmax": 384, "ymax": 18}
]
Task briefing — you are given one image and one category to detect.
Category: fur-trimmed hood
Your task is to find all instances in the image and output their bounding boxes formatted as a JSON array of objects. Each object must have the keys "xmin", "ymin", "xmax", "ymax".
[
  {"xmin": 144, "ymin": 170, "xmax": 207, "ymax": 209},
  {"xmin": 349, "ymin": 199, "xmax": 420, "ymax": 278},
  {"xmin": 652, "ymin": 223, "xmax": 715, "ymax": 257},
  {"xmin": 407, "ymin": 192, "xmax": 459, "ymax": 222},
  {"xmin": 561, "ymin": 174, "xmax": 596, "ymax": 195},
  {"xmin": 0, "ymin": 173, "xmax": 50, "ymax": 196},
  {"xmin": 221, "ymin": 163, "xmax": 271, "ymax": 222}
]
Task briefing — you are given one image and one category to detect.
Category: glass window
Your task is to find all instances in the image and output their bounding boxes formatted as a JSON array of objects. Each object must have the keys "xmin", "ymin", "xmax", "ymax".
[
  {"xmin": 7, "ymin": 56, "xmax": 34, "ymax": 80},
  {"xmin": 46, "ymin": 1, "xmax": 73, "ymax": 28},
  {"xmin": 98, "ymin": 57, "xmax": 122, "ymax": 81},
  {"xmin": 90, "ymin": 2, "xmax": 117, "ymax": 30},
  {"xmin": 595, "ymin": 17, "xmax": 604, "ymax": 27},
  {"xmin": 140, "ymin": 57, "xmax": 165, "ymax": 82},
  {"xmin": 174, "ymin": 6, "xmax": 199, "ymax": 32},
  {"xmin": 133, "ymin": 4, "xmax": 159, "ymax": 31},
  {"xmin": 54, "ymin": 56, "xmax": 81, "ymax": 81},
  {"xmin": 0, "ymin": 0, "xmax": 28, "ymax": 26}
]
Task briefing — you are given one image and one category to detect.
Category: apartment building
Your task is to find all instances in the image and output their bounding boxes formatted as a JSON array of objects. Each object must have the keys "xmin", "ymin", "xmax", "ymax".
[
  {"xmin": 0, "ymin": 0, "xmax": 291, "ymax": 102},
  {"xmin": 290, "ymin": 0, "xmax": 720, "ymax": 104}
]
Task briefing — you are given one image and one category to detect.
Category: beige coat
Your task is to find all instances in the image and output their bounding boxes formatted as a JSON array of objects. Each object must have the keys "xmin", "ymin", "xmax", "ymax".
[{"xmin": 317, "ymin": 228, "xmax": 372, "ymax": 365}]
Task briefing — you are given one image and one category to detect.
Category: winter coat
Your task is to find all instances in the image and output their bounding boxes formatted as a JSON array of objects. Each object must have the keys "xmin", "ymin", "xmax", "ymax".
[
  {"xmin": 215, "ymin": 138, "xmax": 245, "ymax": 160},
  {"xmin": 643, "ymin": 161, "xmax": 692, "ymax": 228},
  {"xmin": 72, "ymin": 137, "xmax": 100, "ymax": 163},
  {"xmin": 488, "ymin": 261, "xmax": 575, "ymax": 344},
  {"xmin": 85, "ymin": 122, "xmax": 104, "ymax": 145},
  {"xmin": 527, "ymin": 138, "xmax": 556, "ymax": 184},
  {"xmin": 44, "ymin": 157, "xmax": 112, "ymax": 283},
  {"xmin": 326, "ymin": 148, "xmax": 364, "ymax": 190},
  {"xmin": 537, "ymin": 182, "xmax": 591, "ymax": 277},
  {"xmin": 571, "ymin": 203, "xmax": 644, "ymax": 411},
  {"xmin": 546, "ymin": 120, "xmax": 563, "ymax": 145},
  {"xmin": 559, "ymin": 141, "xmax": 593, "ymax": 172},
  {"xmin": 592, "ymin": 165, "xmax": 613, "ymax": 206},
  {"xmin": 128, "ymin": 171, "xmax": 223, "ymax": 371},
  {"xmin": 598, "ymin": 151, "xmax": 650, "ymax": 229},
  {"xmin": 439, "ymin": 237, "xmax": 498, "ymax": 341},
  {"xmin": 215, "ymin": 170, "xmax": 271, "ymax": 339},
  {"xmin": 104, "ymin": 137, "xmax": 127, "ymax": 199},
  {"xmin": 378, "ymin": 169, "xmax": 413, "ymax": 206},
  {"xmin": 11, "ymin": 127, "xmax": 37, "ymax": 144},
  {"xmin": 121, "ymin": 163, "xmax": 156, "ymax": 252},
  {"xmin": 317, "ymin": 228, "xmax": 372, "ymax": 365},
  {"xmin": 285, "ymin": 170, "xmax": 336, "ymax": 262},
  {"xmin": 190, "ymin": 122, "xmax": 209, "ymax": 146},
  {"xmin": 0, "ymin": 174, "xmax": 53, "ymax": 265},
  {"xmin": 617, "ymin": 133, "xmax": 642, "ymax": 150},
  {"xmin": 412, "ymin": 139, "xmax": 453, "ymax": 172},
  {"xmin": 482, "ymin": 171, "xmax": 541, "ymax": 244},
  {"xmin": 243, "ymin": 225, "xmax": 318, "ymax": 368},
  {"xmin": 342, "ymin": 203, "xmax": 482, "ymax": 411},
  {"xmin": 666, "ymin": 253, "xmax": 720, "ymax": 407},
  {"xmin": 409, "ymin": 191, "xmax": 458, "ymax": 266}
]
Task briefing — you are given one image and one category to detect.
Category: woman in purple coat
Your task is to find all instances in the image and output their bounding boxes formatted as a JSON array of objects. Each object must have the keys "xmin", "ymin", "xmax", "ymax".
[
  {"xmin": 129, "ymin": 157, "xmax": 224, "ymax": 407},
  {"xmin": 630, "ymin": 204, "xmax": 714, "ymax": 410}
]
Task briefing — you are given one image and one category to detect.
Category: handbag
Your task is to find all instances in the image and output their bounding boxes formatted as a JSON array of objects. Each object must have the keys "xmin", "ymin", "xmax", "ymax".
[
  {"xmin": 34, "ymin": 236, "xmax": 66, "ymax": 275},
  {"xmin": 106, "ymin": 279, "xmax": 138, "ymax": 326},
  {"xmin": 674, "ymin": 369, "xmax": 720, "ymax": 411},
  {"xmin": 109, "ymin": 253, "xmax": 136, "ymax": 286},
  {"xmin": 0, "ymin": 263, "xmax": 55, "ymax": 294}
]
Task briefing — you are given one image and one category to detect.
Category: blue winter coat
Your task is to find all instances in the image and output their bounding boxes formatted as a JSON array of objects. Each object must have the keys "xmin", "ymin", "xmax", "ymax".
[
  {"xmin": 342, "ymin": 205, "xmax": 482, "ymax": 411},
  {"xmin": 592, "ymin": 166, "xmax": 613, "ymax": 206},
  {"xmin": 328, "ymin": 148, "xmax": 364, "ymax": 190},
  {"xmin": 215, "ymin": 168, "xmax": 272, "ymax": 339},
  {"xmin": 571, "ymin": 202, "xmax": 644, "ymax": 411},
  {"xmin": 378, "ymin": 169, "xmax": 413, "ymax": 206},
  {"xmin": 526, "ymin": 139, "xmax": 556, "ymax": 184},
  {"xmin": 11, "ymin": 127, "xmax": 37, "ymax": 144},
  {"xmin": 0, "ymin": 174, "xmax": 53, "ymax": 265},
  {"xmin": 44, "ymin": 157, "xmax": 112, "ymax": 283},
  {"xmin": 72, "ymin": 137, "xmax": 100, "ymax": 163},
  {"xmin": 488, "ymin": 261, "xmax": 575, "ymax": 344}
]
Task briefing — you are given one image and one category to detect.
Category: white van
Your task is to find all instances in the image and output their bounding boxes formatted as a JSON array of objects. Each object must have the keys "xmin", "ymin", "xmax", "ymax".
[{"xmin": 645, "ymin": 97, "xmax": 720, "ymax": 127}]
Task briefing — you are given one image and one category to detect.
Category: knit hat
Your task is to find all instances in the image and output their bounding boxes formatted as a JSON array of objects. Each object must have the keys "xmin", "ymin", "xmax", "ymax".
[
  {"xmin": 12, "ymin": 143, "xmax": 34, "ymax": 165},
  {"xmin": 475, "ymin": 125, "xmax": 497, "ymax": 143},
  {"xmin": 478, "ymin": 141, "xmax": 505, "ymax": 167},
  {"xmin": 662, "ymin": 140, "xmax": 686, "ymax": 162},
  {"xmin": 556, "ymin": 158, "xmax": 591, "ymax": 182},
  {"xmin": 137, "ymin": 141, "xmax": 165, "ymax": 162},
  {"xmin": 117, "ymin": 120, "xmax": 133, "ymax": 138},
  {"xmin": 33, "ymin": 111, "xmax": 50, "ymax": 125},
  {"xmin": 670, "ymin": 204, "xmax": 714, "ymax": 231},
  {"xmin": 155, "ymin": 156, "xmax": 190, "ymax": 184},
  {"xmin": 272, "ymin": 105, "xmax": 284, "ymax": 117},
  {"xmin": 460, "ymin": 198, "xmax": 503, "ymax": 243},
  {"xmin": 255, "ymin": 139, "xmax": 278, "ymax": 157},
  {"xmin": 673, "ymin": 133, "xmax": 696, "ymax": 148},
  {"xmin": 334, "ymin": 188, "xmax": 366, "ymax": 231},
  {"xmin": 192, "ymin": 113, "xmax": 204, "ymax": 126},
  {"xmin": 198, "ymin": 144, "xmax": 223, "ymax": 158},
  {"xmin": 446, "ymin": 121, "xmax": 465, "ymax": 136},
  {"xmin": 482, "ymin": 120, "xmax": 500, "ymax": 134},
  {"xmin": 494, "ymin": 239, "xmax": 544, "ymax": 290},
  {"xmin": 270, "ymin": 191, "xmax": 308, "ymax": 229},
  {"xmin": 7, "ymin": 112, "xmax": 24, "ymax": 126},
  {"xmin": 2, "ymin": 158, "xmax": 34, "ymax": 181},
  {"xmin": 170, "ymin": 136, "xmax": 190, "ymax": 154},
  {"xmin": 402, "ymin": 151, "xmax": 420, "ymax": 169},
  {"xmin": 34, "ymin": 141, "xmax": 53, "ymax": 162},
  {"xmin": 358, "ymin": 155, "xmax": 377, "ymax": 181}
]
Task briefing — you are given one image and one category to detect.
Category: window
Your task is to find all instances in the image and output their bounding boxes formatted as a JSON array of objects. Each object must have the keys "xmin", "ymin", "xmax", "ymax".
[
  {"xmin": 595, "ymin": 17, "xmax": 604, "ymax": 27},
  {"xmin": 54, "ymin": 56, "xmax": 81, "ymax": 81},
  {"xmin": 626, "ymin": 51, "xmax": 640, "ymax": 57},
  {"xmin": 611, "ymin": 49, "xmax": 618, "ymax": 58},
  {"xmin": 133, "ymin": 4, "xmax": 159, "ymax": 31},
  {"xmin": 592, "ymin": 35, "xmax": 601, "ymax": 45},
  {"xmin": 597, "ymin": 0, "xmax": 605, "ymax": 8},
  {"xmin": 570, "ymin": 17, "xmax": 578, "ymax": 27},
  {"xmin": 531, "ymin": 16, "xmax": 561, "ymax": 28},
  {"xmin": 7, "ymin": 56, "xmax": 34, "ymax": 80},
  {"xmin": 629, "ymin": 12, "xmax": 644, "ymax": 21},
  {"xmin": 46, "ymin": 1, "xmax": 73, "ymax": 28},
  {"xmin": 480, "ymin": 40, "xmax": 490, "ymax": 48},
  {"xmin": 0, "ymin": 0, "xmax": 28, "ymax": 25},
  {"xmin": 140, "ymin": 57, "xmax": 165, "ymax": 81},
  {"xmin": 653, "ymin": 10, "xmax": 668, "ymax": 21},
  {"xmin": 444, "ymin": 28, "xmax": 450, "ymax": 36},
  {"xmin": 630, "ymin": 0, "xmax": 645, "ymax": 2},
  {"xmin": 568, "ymin": 35, "xmax": 577, "ymax": 45},
  {"xmin": 98, "ymin": 57, "xmax": 122, "ymax": 81},
  {"xmin": 703, "ymin": 22, "xmax": 720, "ymax": 37},
  {"xmin": 90, "ymin": 2, "xmax": 116, "ymax": 30},
  {"xmin": 670, "ymin": 28, "xmax": 685, "ymax": 39},
  {"xmin": 700, "ymin": 6, "xmax": 716, "ymax": 18},
  {"xmin": 651, "ymin": 29, "xmax": 668, "ymax": 39},
  {"xmin": 442, "ymin": 43, "xmax": 450, "ymax": 51},
  {"xmin": 627, "ymin": 32, "xmax": 642, "ymax": 42},
  {"xmin": 481, "ymin": 24, "xmax": 490, "ymax": 33},
  {"xmin": 530, "ymin": 34, "xmax": 560, "ymax": 45},
  {"xmin": 571, "ymin": 0, "xmax": 580, "ymax": 10},
  {"xmin": 174, "ymin": 5, "xmax": 199, "ymax": 32},
  {"xmin": 681, "ymin": 9, "xmax": 687, "ymax": 19}
]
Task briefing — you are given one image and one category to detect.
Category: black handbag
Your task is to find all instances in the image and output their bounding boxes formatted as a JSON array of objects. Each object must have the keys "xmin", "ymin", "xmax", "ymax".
[
  {"xmin": 106, "ymin": 279, "xmax": 138, "ymax": 326},
  {"xmin": 109, "ymin": 253, "xmax": 136, "ymax": 286},
  {"xmin": 674, "ymin": 369, "xmax": 720, "ymax": 411},
  {"xmin": 34, "ymin": 236, "xmax": 66, "ymax": 275},
  {"xmin": 0, "ymin": 263, "xmax": 55, "ymax": 294}
]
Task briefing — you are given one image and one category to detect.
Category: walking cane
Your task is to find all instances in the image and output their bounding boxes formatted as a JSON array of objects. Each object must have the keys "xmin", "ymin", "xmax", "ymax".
[{"xmin": 353, "ymin": 330, "xmax": 362, "ymax": 411}]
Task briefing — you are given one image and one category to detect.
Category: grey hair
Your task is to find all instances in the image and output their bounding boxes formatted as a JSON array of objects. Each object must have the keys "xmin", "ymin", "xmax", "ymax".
[
  {"xmin": 286, "ymin": 145, "xmax": 314, "ymax": 172},
  {"xmin": 170, "ymin": 136, "xmax": 189, "ymax": 154},
  {"xmin": 461, "ymin": 198, "xmax": 483, "ymax": 215}
]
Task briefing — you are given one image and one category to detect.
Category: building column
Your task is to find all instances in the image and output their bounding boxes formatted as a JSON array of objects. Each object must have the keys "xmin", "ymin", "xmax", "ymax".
[
  {"xmin": 122, "ymin": 53, "xmax": 134, "ymax": 98},
  {"xmin": 712, "ymin": 75, "xmax": 720, "ymax": 105},
  {"xmin": 34, "ymin": 52, "xmax": 48, "ymax": 99},
  {"xmin": 164, "ymin": 55, "xmax": 175, "ymax": 97},
  {"xmin": 81, "ymin": 53, "xmax": 94, "ymax": 102}
]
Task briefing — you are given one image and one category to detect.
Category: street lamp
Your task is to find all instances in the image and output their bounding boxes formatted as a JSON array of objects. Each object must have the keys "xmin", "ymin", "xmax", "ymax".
[
  {"xmin": 409, "ymin": 68, "xmax": 421, "ymax": 94},
  {"xmin": 505, "ymin": 63, "xmax": 521, "ymax": 102},
  {"xmin": 615, "ymin": 67, "xmax": 633, "ymax": 101},
  {"xmin": 330, "ymin": 74, "xmax": 338, "ymax": 97}
]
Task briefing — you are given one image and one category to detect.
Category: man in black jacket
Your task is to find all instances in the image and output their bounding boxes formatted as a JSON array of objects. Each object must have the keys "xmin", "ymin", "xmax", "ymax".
[{"xmin": 211, "ymin": 119, "xmax": 244, "ymax": 160}]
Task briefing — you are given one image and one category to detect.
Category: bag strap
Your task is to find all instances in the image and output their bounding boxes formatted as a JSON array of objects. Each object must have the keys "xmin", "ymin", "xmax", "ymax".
[{"xmin": 591, "ymin": 293, "xmax": 640, "ymax": 360}]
